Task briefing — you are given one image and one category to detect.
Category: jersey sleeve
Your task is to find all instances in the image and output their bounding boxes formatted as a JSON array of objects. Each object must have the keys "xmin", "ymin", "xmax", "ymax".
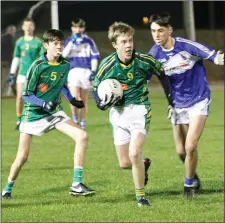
[
  {"xmin": 145, "ymin": 54, "xmax": 164, "ymax": 77},
  {"xmin": 93, "ymin": 60, "xmax": 105, "ymax": 90},
  {"xmin": 23, "ymin": 62, "xmax": 41, "ymax": 96},
  {"xmin": 177, "ymin": 37, "xmax": 217, "ymax": 63},
  {"xmin": 89, "ymin": 39, "xmax": 100, "ymax": 60},
  {"xmin": 147, "ymin": 46, "xmax": 159, "ymax": 79},
  {"xmin": 13, "ymin": 39, "xmax": 21, "ymax": 58}
]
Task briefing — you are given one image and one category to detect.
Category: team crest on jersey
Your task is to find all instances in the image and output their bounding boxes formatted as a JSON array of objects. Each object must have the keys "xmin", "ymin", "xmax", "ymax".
[
  {"xmin": 38, "ymin": 84, "xmax": 48, "ymax": 92},
  {"xmin": 21, "ymin": 51, "xmax": 26, "ymax": 57},
  {"xmin": 121, "ymin": 83, "xmax": 128, "ymax": 90}
]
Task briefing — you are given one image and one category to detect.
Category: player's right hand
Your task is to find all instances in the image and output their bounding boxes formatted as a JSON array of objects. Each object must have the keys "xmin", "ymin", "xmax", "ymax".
[
  {"xmin": 42, "ymin": 101, "xmax": 58, "ymax": 112},
  {"xmin": 97, "ymin": 93, "xmax": 120, "ymax": 111},
  {"xmin": 9, "ymin": 74, "xmax": 16, "ymax": 87}
]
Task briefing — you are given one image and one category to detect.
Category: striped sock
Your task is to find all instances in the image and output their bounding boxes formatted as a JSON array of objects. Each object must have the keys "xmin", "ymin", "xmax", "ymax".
[
  {"xmin": 4, "ymin": 181, "xmax": 15, "ymax": 193},
  {"xmin": 135, "ymin": 188, "xmax": 145, "ymax": 201},
  {"xmin": 73, "ymin": 166, "xmax": 83, "ymax": 185}
]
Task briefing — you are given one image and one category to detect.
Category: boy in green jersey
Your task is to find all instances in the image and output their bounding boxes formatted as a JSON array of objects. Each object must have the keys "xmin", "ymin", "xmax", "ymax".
[
  {"xmin": 92, "ymin": 22, "xmax": 174, "ymax": 207},
  {"xmin": 9, "ymin": 18, "xmax": 44, "ymax": 130},
  {"xmin": 2, "ymin": 29, "xmax": 95, "ymax": 199}
]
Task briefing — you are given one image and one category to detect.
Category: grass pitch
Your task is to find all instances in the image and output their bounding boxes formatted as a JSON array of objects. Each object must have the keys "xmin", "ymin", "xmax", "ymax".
[{"xmin": 1, "ymin": 86, "xmax": 224, "ymax": 222}]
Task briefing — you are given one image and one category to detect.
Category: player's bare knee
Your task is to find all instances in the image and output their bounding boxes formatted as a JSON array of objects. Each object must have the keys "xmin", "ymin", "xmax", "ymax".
[
  {"xmin": 185, "ymin": 143, "xmax": 198, "ymax": 156},
  {"xmin": 129, "ymin": 151, "xmax": 141, "ymax": 162},
  {"xmin": 16, "ymin": 155, "xmax": 28, "ymax": 164},
  {"xmin": 76, "ymin": 129, "xmax": 88, "ymax": 143}
]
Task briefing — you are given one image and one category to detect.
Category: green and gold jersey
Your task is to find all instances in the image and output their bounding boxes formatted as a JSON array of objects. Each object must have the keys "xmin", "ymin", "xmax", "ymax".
[
  {"xmin": 22, "ymin": 54, "xmax": 70, "ymax": 122},
  {"xmin": 14, "ymin": 36, "xmax": 44, "ymax": 76},
  {"xmin": 93, "ymin": 50, "xmax": 163, "ymax": 106}
]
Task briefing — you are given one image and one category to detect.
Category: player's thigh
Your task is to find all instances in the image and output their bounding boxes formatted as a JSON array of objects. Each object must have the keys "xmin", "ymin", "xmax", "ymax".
[
  {"xmin": 185, "ymin": 115, "xmax": 207, "ymax": 149},
  {"xmin": 69, "ymin": 85, "xmax": 81, "ymax": 98},
  {"xmin": 115, "ymin": 143, "xmax": 130, "ymax": 167},
  {"xmin": 55, "ymin": 118, "xmax": 87, "ymax": 141},
  {"xmin": 172, "ymin": 124, "xmax": 188, "ymax": 153},
  {"xmin": 16, "ymin": 133, "xmax": 32, "ymax": 158}
]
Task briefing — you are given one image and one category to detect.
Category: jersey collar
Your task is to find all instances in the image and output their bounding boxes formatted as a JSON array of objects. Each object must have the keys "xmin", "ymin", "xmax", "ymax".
[
  {"xmin": 43, "ymin": 53, "xmax": 63, "ymax": 65},
  {"xmin": 116, "ymin": 50, "xmax": 135, "ymax": 67}
]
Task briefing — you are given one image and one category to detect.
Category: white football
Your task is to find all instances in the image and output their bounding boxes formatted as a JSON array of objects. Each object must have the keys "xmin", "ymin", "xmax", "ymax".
[{"xmin": 97, "ymin": 79, "xmax": 123, "ymax": 104}]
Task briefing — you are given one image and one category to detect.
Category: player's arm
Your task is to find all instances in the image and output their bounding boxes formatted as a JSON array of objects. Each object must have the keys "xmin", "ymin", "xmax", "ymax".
[
  {"xmin": 9, "ymin": 41, "xmax": 21, "ymax": 86},
  {"xmin": 61, "ymin": 85, "xmax": 84, "ymax": 108},
  {"xmin": 183, "ymin": 38, "xmax": 224, "ymax": 65},
  {"xmin": 92, "ymin": 60, "xmax": 117, "ymax": 110},
  {"xmin": 148, "ymin": 55, "xmax": 174, "ymax": 107},
  {"xmin": 89, "ymin": 39, "xmax": 101, "ymax": 81},
  {"xmin": 22, "ymin": 62, "xmax": 57, "ymax": 112},
  {"xmin": 62, "ymin": 40, "xmax": 73, "ymax": 58}
]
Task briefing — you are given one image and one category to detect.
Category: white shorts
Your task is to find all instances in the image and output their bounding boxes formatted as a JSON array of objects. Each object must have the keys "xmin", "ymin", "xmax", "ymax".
[
  {"xmin": 19, "ymin": 111, "xmax": 71, "ymax": 136},
  {"xmin": 67, "ymin": 68, "xmax": 92, "ymax": 89},
  {"xmin": 109, "ymin": 104, "xmax": 151, "ymax": 145},
  {"xmin": 171, "ymin": 98, "xmax": 211, "ymax": 125},
  {"xmin": 16, "ymin": 75, "xmax": 26, "ymax": 84}
]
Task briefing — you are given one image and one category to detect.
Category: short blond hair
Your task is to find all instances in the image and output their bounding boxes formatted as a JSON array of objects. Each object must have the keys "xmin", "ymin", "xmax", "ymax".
[{"xmin": 108, "ymin": 21, "xmax": 135, "ymax": 43}]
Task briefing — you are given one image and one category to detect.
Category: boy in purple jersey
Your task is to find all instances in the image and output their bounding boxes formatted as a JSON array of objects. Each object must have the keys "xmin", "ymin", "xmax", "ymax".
[
  {"xmin": 62, "ymin": 18, "xmax": 100, "ymax": 129},
  {"xmin": 148, "ymin": 13, "xmax": 224, "ymax": 197}
]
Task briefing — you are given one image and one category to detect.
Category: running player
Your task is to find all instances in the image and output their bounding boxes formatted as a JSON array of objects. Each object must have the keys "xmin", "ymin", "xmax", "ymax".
[
  {"xmin": 92, "ymin": 22, "xmax": 174, "ymax": 207},
  {"xmin": 148, "ymin": 12, "xmax": 224, "ymax": 197}
]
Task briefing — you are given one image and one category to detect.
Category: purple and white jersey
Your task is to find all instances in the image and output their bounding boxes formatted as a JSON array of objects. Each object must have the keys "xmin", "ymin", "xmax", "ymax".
[
  {"xmin": 63, "ymin": 34, "xmax": 100, "ymax": 70},
  {"xmin": 148, "ymin": 37, "xmax": 217, "ymax": 108}
]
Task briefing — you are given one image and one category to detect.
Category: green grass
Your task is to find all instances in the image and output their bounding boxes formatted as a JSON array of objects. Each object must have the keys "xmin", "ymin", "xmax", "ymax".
[{"xmin": 1, "ymin": 86, "xmax": 224, "ymax": 222}]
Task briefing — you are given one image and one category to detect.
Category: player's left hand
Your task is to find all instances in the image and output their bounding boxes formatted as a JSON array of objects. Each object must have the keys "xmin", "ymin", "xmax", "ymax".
[
  {"xmin": 9, "ymin": 73, "xmax": 16, "ymax": 87},
  {"xmin": 89, "ymin": 71, "xmax": 96, "ymax": 81},
  {"xmin": 167, "ymin": 105, "xmax": 175, "ymax": 120},
  {"xmin": 70, "ymin": 97, "xmax": 85, "ymax": 109}
]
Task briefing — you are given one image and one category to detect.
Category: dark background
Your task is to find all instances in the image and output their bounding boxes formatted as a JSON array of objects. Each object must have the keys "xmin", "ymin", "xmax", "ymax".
[{"xmin": 2, "ymin": 1, "xmax": 225, "ymax": 31}]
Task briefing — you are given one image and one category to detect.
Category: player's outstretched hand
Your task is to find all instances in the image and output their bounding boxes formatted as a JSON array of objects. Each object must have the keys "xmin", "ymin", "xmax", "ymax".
[
  {"xmin": 70, "ymin": 97, "xmax": 85, "ymax": 109},
  {"xmin": 42, "ymin": 101, "xmax": 58, "ymax": 112}
]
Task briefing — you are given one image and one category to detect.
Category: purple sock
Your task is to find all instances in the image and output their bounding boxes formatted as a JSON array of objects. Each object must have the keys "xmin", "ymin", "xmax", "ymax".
[{"xmin": 185, "ymin": 177, "xmax": 194, "ymax": 185}]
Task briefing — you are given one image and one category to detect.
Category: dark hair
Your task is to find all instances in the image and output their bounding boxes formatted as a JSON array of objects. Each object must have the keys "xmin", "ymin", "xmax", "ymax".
[
  {"xmin": 23, "ymin": 17, "xmax": 35, "ymax": 25},
  {"xmin": 149, "ymin": 12, "xmax": 171, "ymax": 27},
  {"xmin": 71, "ymin": 18, "xmax": 86, "ymax": 27},
  {"xmin": 43, "ymin": 29, "xmax": 64, "ymax": 43}
]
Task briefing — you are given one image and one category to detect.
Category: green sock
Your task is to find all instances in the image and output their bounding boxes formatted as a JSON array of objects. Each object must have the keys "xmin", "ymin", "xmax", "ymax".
[
  {"xmin": 135, "ymin": 188, "xmax": 145, "ymax": 201},
  {"xmin": 4, "ymin": 181, "xmax": 15, "ymax": 193},
  {"xmin": 73, "ymin": 166, "xmax": 83, "ymax": 184}
]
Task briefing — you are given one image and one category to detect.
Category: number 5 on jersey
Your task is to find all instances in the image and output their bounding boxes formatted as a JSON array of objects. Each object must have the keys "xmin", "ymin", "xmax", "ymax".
[{"xmin": 50, "ymin": 72, "xmax": 57, "ymax": 81}]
